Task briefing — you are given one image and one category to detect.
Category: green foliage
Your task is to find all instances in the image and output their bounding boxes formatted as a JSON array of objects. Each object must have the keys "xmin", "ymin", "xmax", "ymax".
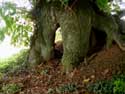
[
  {"xmin": 96, "ymin": 0, "xmax": 111, "ymax": 13},
  {"xmin": 47, "ymin": 88, "xmax": 55, "ymax": 94},
  {"xmin": 87, "ymin": 80, "xmax": 113, "ymax": 94},
  {"xmin": 0, "ymin": 28, "xmax": 5, "ymax": 42},
  {"xmin": 46, "ymin": 83, "xmax": 78, "ymax": 94},
  {"xmin": 56, "ymin": 83, "xmax": 77, "ymax": 93},
  {"xmin": 0, "ymin": 2, "xmax": 16, "ymax": 42},
  {"xmin": 1, "ymin": 83, "xmax": 21, "ymax": 94},
  {"xmin": 0, "ymin": 49, "xmax": 28, "ymax": 73},
  {"xmin": 0, "ymin": 1, "xmax": 33, "ymax": 46},
  {"xmin": 113, "ymin": 79, "xmax": 125, "ymax": 94},
  {"xmin": 87, "ymin": 75, "xmax": 125, "ymax": 94},
  {"xmin": 113, "ymin": 75, "xmax": 125, "ymax": 94},
  {"xmin": 0, "ymin": 72, "xmax": 4, "ymax": 80}
]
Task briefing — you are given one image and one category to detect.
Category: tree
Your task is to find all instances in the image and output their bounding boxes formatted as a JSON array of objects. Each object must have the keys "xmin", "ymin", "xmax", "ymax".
[
  {"xmin": 27, "ymin": 0, "xmax": 123, "ymax": 72},
  {"xmin": 1, "ymin": 0, "xmax": 123, "ymax": 73}
]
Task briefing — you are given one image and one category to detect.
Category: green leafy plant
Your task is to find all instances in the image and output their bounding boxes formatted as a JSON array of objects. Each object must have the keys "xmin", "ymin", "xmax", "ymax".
[
  {"xmin": 0, "ymin": 1, "xmax": 33, "ymax": 46},
  {"xmin": 2, "ymin": 83, "xmax": 21, "ymax": 94},
  {"xmin": 87, "ymin": 75, "xmax": 125, "ymax": 94},
  {"xmin": 96, "ymin": 0, "xmax": 111, "ymax": 13},
  {"xmin": 56, "ymin": 83, "xmax": 77, "ymax": 93},
  {"xmin": 113, "ymin": 79, "xmax": 125, "ymax": 94},
  {"xmin": 113, "ymin": 75, "xmax": 125, "ymax": 94},
  {"xmin": 87, "ymin": 80, "xmax": 113, "ymax": 94}
]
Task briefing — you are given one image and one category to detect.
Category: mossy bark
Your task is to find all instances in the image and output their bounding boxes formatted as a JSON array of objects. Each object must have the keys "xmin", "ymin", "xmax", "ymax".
[
  {"xmin": 28, "ymin": 2, "xmax": 59, "ymax": 67},
  {"xmin": 28, "ymin": 0, "xmax": 119, "ymax": 72},
  {"xmin": 59, "ymin": 2, "xmax": 93, "ymax": 72},
  {"xmin": 92, "ymin": 13, "xmax": 118, "ymax": 48}
]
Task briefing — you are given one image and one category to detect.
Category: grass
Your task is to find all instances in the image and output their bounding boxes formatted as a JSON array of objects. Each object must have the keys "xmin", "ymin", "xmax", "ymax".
[
  {"xmin": 0, "ymin": 49, "xmax": 28, "ymax": 73},
  {"xmin": 0, "ymin": 49, "xmax": 28, "ymax": 93}
]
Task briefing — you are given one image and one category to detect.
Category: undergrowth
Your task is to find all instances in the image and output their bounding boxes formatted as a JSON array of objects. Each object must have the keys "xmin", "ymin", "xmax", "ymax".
[
  {"xmin": 87, "ymin": 75, "xmax": 125, "ymax": 94},
  {"xmin": 0, "ymin": 83, "xmax": 22, "ymax": 94},
  {"xmin": 47, "ymin": 83, "xmax": 78, "ymax": 94},
  {"xmin": 0, "ymin": 49, "xmax": 28, "ymax": 74}
]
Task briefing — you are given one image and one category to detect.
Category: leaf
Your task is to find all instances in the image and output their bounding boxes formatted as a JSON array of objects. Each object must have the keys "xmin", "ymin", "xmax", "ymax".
[
  {"xmin": 83, "ymin": 78, "xmax": 91, "ymax": 84},
  {"xmin": 0, "ymin": 29, "xmax": 5, "ymax": 42},
  {"xmin": 96, "ymin": 0, "xmax": 111, "ymax": 13}
]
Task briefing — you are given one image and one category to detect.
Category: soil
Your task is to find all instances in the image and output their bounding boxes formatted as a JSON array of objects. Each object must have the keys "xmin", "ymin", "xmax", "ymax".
[{"xmin": 1, "ymin": 44, "xmax": 125, "ymax": 94}]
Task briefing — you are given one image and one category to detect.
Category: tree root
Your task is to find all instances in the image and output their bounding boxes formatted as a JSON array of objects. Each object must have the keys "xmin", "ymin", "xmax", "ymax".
[{"xmin": 114, "ymin": 34, "xmax": 125, "ymax": 51}]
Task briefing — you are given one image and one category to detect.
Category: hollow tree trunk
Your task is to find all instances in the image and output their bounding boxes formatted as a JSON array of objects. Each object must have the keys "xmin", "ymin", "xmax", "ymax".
[
  {"xmin": 92, "ymin": 13, "xmax": 118, "ymax": 49},
  {"xmin": 27, "ymin": 0, "xmax": 119, "ymax": 72}
]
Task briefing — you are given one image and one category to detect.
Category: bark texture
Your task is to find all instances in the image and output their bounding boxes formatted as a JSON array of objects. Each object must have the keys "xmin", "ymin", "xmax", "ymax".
[
  {"xmin": 92, "ymin": 13, "xmax": 118, "ymax": 48},
  {"xmin": 59, "ymin": 1, "xmax": 93, "ymax": 72},
  {"xmin": 28, "ymin": 1, "xmax": 60, "ymax": 67},
  {"xmin": 28, "ymin": 0, "xmax": 119, "ymax": 72}
]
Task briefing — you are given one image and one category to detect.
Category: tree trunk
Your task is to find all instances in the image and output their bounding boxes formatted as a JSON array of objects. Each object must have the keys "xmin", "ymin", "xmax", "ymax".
[
  {"xmin": 59, "ymin": 2, "xmax": 93, "ymax": 72},
  {"xmin": 92, "ymin": 13, "xmax": 118, "ymax": 48},
  {"xmin": 28, "ymin": 2, "xmax": 59, "ymax": 67},
  {"xmin": 27, "ymin": 0, "xmax": 119, "ymax": 72}
]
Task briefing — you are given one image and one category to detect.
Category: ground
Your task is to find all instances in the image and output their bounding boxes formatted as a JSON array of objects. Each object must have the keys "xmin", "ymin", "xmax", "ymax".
[{"xmin": 0, "ymin": 44, "xmax": 125, "ymax": 94}]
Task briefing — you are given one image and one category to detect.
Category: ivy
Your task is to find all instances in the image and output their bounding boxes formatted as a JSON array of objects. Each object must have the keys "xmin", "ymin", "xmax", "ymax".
[{"xmin": 96, "ymin": 0, "xmax": 111, "ymax": 13}]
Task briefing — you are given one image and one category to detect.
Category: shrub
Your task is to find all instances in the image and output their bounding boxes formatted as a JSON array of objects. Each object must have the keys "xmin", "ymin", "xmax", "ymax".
[
  {"xmin": 87, "ymin": 75, "xmax": 125, "ymax": 94},
  {"xmin": 113, "ymin": 79, "xmax": 125, "ymax": 94}
]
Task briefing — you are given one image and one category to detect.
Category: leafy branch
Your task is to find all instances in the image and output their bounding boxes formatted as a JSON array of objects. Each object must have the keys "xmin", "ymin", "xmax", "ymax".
[{"xmin": 0, "ymin": 1, "xmax": 33, "ymax": 46}]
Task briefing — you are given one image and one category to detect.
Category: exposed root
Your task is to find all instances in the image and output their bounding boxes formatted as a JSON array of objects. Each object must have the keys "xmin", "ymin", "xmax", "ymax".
[
  {"xmin": 88, "ymin": 53, "xmax": 97, "ymax": 62},
  {"xmin": 113, "ymin": 34, "xmax": 125, "ymax": 51}
]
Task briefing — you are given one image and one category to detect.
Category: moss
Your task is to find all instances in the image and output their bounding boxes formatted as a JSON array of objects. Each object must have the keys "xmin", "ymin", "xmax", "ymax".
[{"xmin": 59, "ymin": 3, "xmax": 92, "ymax": 72}]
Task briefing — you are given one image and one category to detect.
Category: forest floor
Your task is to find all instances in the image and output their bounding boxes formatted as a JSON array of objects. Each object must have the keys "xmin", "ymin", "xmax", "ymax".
[{"xmin": 1, "ymin": 44, "xmax": 125, "ymax": 94}]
